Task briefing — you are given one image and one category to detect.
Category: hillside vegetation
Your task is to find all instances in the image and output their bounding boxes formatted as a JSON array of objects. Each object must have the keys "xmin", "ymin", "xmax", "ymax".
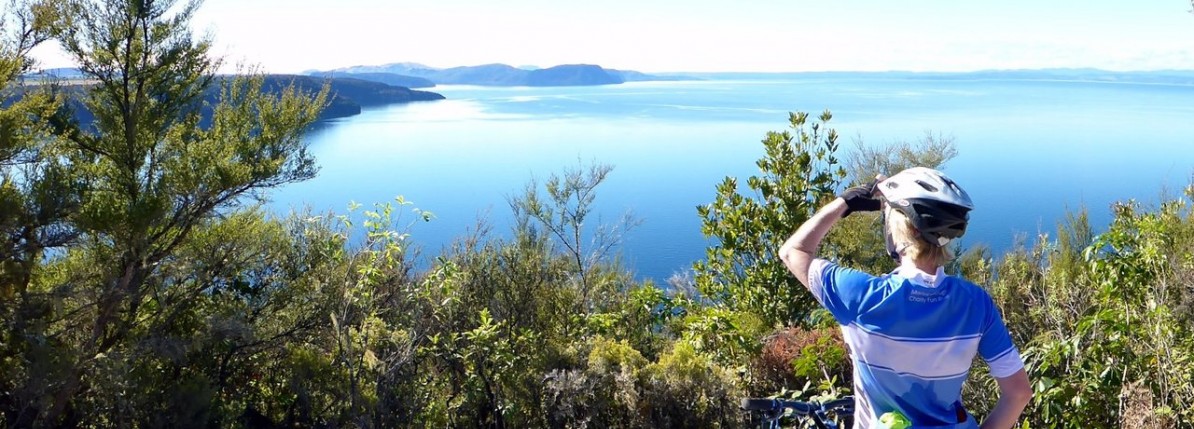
[
  {"xmin": 256, "ymin": 75, "xmax": 443, "ymax": 119},
  {"xmin": 307, "ymin": 72, "xmax": 437, "ymax": 89},
  {"xmin": 2, "ymin": 1, "xmax": 1193, "ymax": 428},
  {"xmin": 11, "ymin": 73, "xmax": 443, "ymax": 122}
]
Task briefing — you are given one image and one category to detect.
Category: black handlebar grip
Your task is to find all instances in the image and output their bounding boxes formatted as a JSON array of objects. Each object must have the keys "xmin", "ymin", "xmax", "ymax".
[
  {"xmin": 821, "ymin": 397, "xmax": 855, "ymax": 411},
  {"xmin": 740, "ymin": 398, "xmax": 779, "ymax": 411}
]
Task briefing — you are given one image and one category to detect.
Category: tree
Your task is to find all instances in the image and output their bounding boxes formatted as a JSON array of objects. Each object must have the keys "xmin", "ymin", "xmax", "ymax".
[
  {"xmin": 1, "ymin": 2, "xmax": 88, "ymax": 426},
  {"xmin": 510, "ymin": 161, "xmax": 639, "ymax": 310},
  {"xmin": 822, "ymin": 131, "xmax": 959, "ymax": 275},
  {"xmin": 693, "ymin": 111, "xmax": 845, "ymax": 328},
  {"xmin": 2, "ymin": 0, "xmax": 328, "ymax": 424},
  {"xmin": 0, "ymin": 0, "xmax": 77, "ymax": 300},
  {"xmin": 843, "ymin": 130, "xmax": 958, "ymax": 184}
]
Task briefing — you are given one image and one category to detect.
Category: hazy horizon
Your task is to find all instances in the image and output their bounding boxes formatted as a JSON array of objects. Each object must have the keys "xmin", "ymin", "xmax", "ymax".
[
  {"xmin": 314, "ymin": 62, "xmax": 1194, "ymax": 74},
  {"xmin": 29, "ymin": 63, "xmax": 1194, "ymax": 77},
  {"xmin": 26, "ymin": 0, "xmax": 1194, "ymax": 75}
]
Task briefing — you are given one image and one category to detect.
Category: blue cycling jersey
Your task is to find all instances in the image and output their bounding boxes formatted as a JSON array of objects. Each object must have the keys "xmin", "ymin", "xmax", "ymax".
[{"xmin": 808, "ymin": 259, "xmax": 1024, "ymax": 429}]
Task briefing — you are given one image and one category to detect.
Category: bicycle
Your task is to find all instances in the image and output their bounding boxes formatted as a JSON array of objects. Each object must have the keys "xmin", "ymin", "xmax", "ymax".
[{"xmin": 740, "ymin": 396, "xmax": 855, "ymax": 429}]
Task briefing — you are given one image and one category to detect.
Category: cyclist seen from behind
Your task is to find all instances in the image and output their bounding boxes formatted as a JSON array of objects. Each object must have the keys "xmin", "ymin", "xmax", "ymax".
[{"xmin": 779, "ymin": 167, "xmax": 1031, "ymax": 429}]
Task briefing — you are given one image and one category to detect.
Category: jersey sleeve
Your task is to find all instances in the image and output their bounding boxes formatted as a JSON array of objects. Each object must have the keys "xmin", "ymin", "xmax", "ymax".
[
  {"xmin": 977, "ymin": 296, "xmax": 1025, "ymax": 378},
  {"xmin": 808, "ymin": 258, "xmax": 878, "ymax": 324}
]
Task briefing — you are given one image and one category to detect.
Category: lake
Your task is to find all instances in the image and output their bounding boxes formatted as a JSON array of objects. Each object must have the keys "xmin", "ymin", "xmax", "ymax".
[{"xmin": 268, "ymin": 76, "xmax": 1194, "ymax": 282}]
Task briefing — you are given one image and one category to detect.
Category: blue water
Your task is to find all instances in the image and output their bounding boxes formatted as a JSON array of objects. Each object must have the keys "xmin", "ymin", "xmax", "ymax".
[{"xmin": 268, "ymin": 77, "xmax": 1194, "ymax": 281}]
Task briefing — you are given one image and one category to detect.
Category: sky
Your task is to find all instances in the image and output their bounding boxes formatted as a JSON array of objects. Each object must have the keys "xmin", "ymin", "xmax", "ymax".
[{"xmin": 26, "ymin": 0, "xmax": 1194, "ymax": 73}]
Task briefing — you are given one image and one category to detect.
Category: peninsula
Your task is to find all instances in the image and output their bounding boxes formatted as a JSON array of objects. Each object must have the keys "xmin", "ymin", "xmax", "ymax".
[
  {"xmin": 307, "ymin": 62, "xmax": 694, "ymax": 87},
  {"xmin": 16, "ymin": 71, "xmax": 446, "ymax": 122}
]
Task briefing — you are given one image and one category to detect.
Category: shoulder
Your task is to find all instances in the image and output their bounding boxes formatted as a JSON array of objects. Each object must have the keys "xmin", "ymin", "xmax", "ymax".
[
  {"xmin": 943, "ymin": 275, "xmax": 995, "ymax": 301},
  {"xmin": 813, "ymin": 258, "xmax": 884, "ymax": 279},
  {"xmin": 941, "ymin": 275, "xmax": 1004, "ymax": 322},
  {"xmin": 812, "ymin": 259, "xmax": 897, "ymax": 317},
  {"xmin": 813, "ymin": 259, "xmax": 892, "ymax": 291}
]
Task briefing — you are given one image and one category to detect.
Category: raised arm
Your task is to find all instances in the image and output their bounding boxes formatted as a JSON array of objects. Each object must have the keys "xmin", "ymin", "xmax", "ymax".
[
  {"xmin": 780, "ymin": 179, "xmax": 882, "ymax": 289},
  {"xmin": 779, "ymin": 199, "xmax": 847, "ymax": 288}
]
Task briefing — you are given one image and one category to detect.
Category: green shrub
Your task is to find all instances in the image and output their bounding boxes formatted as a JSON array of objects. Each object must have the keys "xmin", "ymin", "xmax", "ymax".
[
  {"xmin": 693, "ymin": 111, "xmax": 845, "ymax": 328},
  {"xmin": 542, "ymin": 337, "xmax": 647, "ymax": 428},
  {"xmin": 640, "ymin": 342, "xmax": 744, "ymax": 428}
]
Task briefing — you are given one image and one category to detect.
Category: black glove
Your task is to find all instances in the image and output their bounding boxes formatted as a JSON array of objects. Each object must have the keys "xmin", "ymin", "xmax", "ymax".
[{"xmin": 839, "ymin": 179, "xmax": 881, "ymax": 218}]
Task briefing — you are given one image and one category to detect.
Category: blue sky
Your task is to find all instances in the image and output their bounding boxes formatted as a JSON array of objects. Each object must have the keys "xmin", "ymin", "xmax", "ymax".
[{"xmin": 30, "ymin": 0, "xmax": 1194, "ymax": 73}]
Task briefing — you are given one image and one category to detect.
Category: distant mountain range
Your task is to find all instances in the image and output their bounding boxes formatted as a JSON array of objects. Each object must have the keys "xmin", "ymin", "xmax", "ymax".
[
  {"xmin": 19, "ymin": 67, "xmax": 1194, "ymax": 124},
  {"xmin": 307, "ymin": 63, "xmax": 695, "ymax": 87}
]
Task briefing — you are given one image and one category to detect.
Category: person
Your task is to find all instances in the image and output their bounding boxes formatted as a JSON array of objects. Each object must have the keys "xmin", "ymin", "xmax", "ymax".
[{"xmin": 778, "ymin": 167, "xmax": 1031, "ymax": 429}]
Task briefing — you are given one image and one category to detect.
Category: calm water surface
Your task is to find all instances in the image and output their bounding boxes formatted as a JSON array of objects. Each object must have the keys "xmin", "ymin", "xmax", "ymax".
[{"xmin": 269, "ymin": 77, "xmax": 1194, "ymax": 281}]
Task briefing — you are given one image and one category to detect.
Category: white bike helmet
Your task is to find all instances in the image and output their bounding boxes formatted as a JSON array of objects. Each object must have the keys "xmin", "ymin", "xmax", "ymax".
[{"xmin": 878, "ymin": 167, "xmax": 973, "ymax": 251}]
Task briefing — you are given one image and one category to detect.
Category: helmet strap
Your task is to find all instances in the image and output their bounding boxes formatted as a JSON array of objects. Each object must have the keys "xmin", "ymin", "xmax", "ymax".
[{"xmin": 882, "ymin": 207, "xmax": 900, "ymax": 261}]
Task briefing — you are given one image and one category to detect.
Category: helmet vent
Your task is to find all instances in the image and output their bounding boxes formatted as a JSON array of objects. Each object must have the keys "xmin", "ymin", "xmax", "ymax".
[
  {"xmin": 914, "ymin": 180, "xmax": 939, "ymax": 193},
  {"xmin": 942, "ymin": 177, "xmax": 962, "ymax": 193}
]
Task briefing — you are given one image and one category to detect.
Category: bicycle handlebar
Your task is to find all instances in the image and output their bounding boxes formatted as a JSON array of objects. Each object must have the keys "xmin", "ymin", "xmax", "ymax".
[
  {"xmin": 819, "ymin": 397, "xmax": 855, "ymax": 411},
  {"xmin": 741, "ymin": 398, "xmax": 816, "ymax": 414},
  {"xmin": 741, "ymin": 396, "xmax": 855, "ymax": 429},
  {"xmin": 740, "ymin": 397, "xmax": 854, "ymax": 414}
]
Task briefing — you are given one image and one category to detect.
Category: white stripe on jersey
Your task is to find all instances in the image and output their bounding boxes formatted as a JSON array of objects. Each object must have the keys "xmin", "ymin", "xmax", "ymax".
[
  {"xmin": 986, "ymin": 345, "xmax": 1025, "ymax": 378},
  {"xmin": 842, "ymin": 323, "xmax": 980, "ymax": 380},
  {"xmin": 807, "ymin": 258, "xmax": 829, "ymax": 306}
]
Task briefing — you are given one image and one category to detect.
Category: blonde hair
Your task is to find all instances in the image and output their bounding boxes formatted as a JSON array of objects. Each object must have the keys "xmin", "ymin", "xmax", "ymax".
[{"xmin": 885, "ymin": 206, "xmax": 952, "ymax": 267}]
